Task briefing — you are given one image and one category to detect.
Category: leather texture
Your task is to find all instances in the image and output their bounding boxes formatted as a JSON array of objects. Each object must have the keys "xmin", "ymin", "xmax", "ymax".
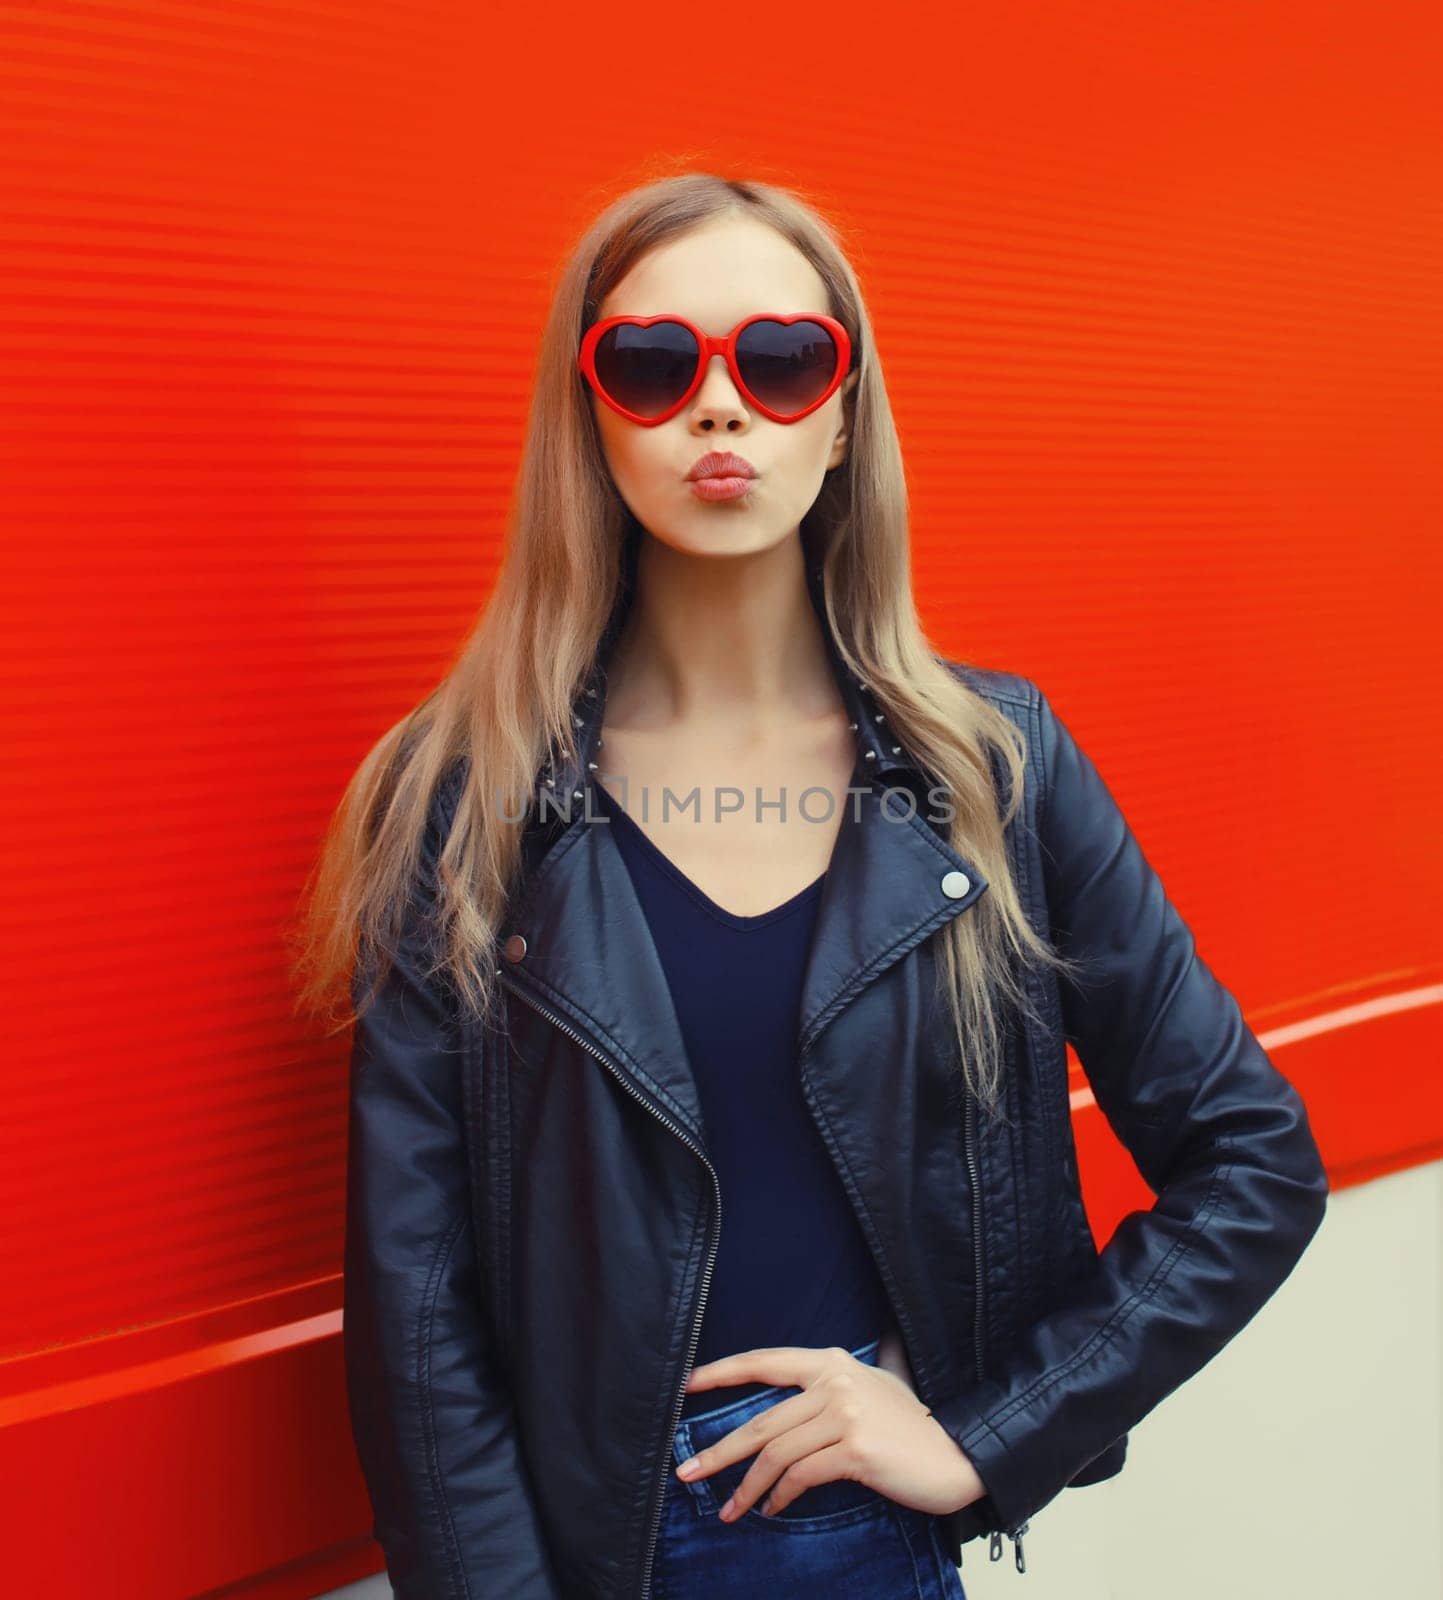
[{"xmin": 342, "ymin": 596, "xmax": 1330, "ymax": 1599}]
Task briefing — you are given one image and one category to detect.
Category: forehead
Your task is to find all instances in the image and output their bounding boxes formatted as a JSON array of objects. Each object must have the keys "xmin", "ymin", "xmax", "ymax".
[{"xmin": 597, "ymin": 215, "xmax": 830, "ymax": 332}]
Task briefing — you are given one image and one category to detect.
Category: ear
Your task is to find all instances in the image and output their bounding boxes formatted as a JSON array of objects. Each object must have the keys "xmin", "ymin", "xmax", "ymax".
[{"xmin": 825, "ymin": 370, "xmax": 861, "ymax": 471}]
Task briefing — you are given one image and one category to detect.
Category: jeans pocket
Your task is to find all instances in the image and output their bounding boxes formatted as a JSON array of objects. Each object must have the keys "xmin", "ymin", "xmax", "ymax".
[
  {"xmin": 672, "ymin": 1339, "xmax": 890, "ymax": 1533},
  {"xmin": 705, "ymin": 1454, "xmax": 891, "ymax": 1531}
]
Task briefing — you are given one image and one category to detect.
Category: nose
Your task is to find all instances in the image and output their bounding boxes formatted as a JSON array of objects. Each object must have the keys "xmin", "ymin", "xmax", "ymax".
[{"xmin": 690, "ymin": 353, "xmax": 749, "ymax": 428}]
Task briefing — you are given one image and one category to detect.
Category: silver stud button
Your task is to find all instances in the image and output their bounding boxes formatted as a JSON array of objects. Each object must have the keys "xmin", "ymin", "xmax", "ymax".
[{"xmin": 940, "ymin": 870, "xmax": 971, "ymax": 899}]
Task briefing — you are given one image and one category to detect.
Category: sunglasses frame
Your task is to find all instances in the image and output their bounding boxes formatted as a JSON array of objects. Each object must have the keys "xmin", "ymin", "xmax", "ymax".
[{"xmin": 578, "ymin": 312, "xmax": 854, "ymax": 426}]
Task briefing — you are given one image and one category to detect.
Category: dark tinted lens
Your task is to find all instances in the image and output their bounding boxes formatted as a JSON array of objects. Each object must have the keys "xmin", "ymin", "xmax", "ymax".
[
  {"xmin": 592, "ymin": 321, "xmax": 699, "ymax": 418},
  {"xmin": 734, "ymin": 320, "xmax": 839, "ymax": 415}
]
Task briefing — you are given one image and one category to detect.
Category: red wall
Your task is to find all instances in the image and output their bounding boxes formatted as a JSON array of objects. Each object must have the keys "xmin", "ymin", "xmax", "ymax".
[{"xmin": 2, "ymin": 2, "xmax": 1438, "ymax": 1594}]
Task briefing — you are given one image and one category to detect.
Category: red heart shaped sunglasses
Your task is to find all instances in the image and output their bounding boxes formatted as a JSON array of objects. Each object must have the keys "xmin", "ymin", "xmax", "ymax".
[{"xmin": 578, "ymin": 312, "xmax": 854, "ymax": 426}]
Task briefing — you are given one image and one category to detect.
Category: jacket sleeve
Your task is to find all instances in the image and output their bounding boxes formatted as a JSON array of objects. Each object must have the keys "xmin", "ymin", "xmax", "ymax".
[
  {"xmin": 343, "ymin": 769, "xmax": 564, "ymax": 1599},
  {"xmin": 930, "ymin": 682, "xmax": 1330, "ymax": 1539}
]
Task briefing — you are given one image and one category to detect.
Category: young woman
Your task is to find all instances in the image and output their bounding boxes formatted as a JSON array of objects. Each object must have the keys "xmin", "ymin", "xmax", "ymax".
[{"xmin": 292, "ymin": 174, "xmax": 1329, "ymax": 1600}]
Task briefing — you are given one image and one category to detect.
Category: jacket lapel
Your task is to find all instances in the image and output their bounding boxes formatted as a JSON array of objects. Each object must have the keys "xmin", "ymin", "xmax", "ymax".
[{"xmin": 796, "ymin": 780, "xmax": 988, "ymax": 1057}]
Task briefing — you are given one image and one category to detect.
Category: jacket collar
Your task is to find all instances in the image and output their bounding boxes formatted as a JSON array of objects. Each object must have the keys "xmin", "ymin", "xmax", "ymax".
[{"xmin": 500, "ymin": 555, "xmax": 991, "ymax": 1149}]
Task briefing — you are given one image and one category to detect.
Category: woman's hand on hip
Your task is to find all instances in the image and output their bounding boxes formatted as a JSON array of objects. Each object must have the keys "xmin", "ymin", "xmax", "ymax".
[{"xmin": 676, "ymin": 1345, "xmax": 988, "ymax": 1520}]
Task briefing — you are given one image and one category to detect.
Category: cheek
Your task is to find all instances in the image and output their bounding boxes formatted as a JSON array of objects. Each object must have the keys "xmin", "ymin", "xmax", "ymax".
[
  {"xmin": 594, "ymin": 430, "xmax": 646, "ymax": 507},
  {"xmin": 615, "ymin": 449, "xmax": 674, "ymax": 511},
  {"xmin": 803, "ymin": 400, "xmax": 843, "ymax": 453},
  {"xmin": 776, "ymin": 416, "xmax": 840, "ymax": 487},
  {"xmin": 595, "ymin": 412, "xmax": 668, "ymax": 494}
]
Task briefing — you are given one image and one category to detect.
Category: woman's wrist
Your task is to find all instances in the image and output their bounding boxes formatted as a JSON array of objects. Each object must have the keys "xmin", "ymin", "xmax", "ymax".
[{"xmin": 924, "ymin": 1414, "xmax": 988, "ymax": 1513}]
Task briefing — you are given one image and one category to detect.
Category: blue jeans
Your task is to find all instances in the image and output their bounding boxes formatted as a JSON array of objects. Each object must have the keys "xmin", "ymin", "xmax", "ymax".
[{"xmin": 651, "ymin": 1336, "xmax": 968, "ymax": 1600}]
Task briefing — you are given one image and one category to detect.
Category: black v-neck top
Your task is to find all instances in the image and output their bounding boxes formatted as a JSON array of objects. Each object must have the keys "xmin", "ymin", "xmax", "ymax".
[{"xmin": 591, "ymin": 782, "xmax": 890, "ymax": 1417}]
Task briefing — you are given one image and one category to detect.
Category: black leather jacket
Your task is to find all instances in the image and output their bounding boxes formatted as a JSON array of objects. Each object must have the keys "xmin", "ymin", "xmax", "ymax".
[{"xmin": 343, "ymin": 617, "xmax": 1329, "ymax": 1599}]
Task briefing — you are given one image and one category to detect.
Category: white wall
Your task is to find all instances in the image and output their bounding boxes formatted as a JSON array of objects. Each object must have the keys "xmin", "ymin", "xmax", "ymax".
[
  {"xmin": 958, "ymin": 1158, "xmax": 1443, "ymax": 1600},
  {"xmin": 328, "ymin": 1160, "xmax": 1443, "ymax": 1600}
]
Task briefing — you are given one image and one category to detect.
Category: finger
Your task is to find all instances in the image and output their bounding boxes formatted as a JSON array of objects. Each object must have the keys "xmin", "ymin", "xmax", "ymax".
[
  {"xmin": 685, "ymin": 1345, "xmax": 831, "ymax": 1394},
  {"xmin": 759, "ymin": 1440, "xmax": 868, "ymax": 1518},
  {"xmin": 677, "ymin": 1386, "xmax": 824, "ymax": 1483},
  {"xmin": 721, "ymin": 1412, "xmax": 845, "ymax": 1522},
  {"xmin": 735, "ymin": 1369, "xmax": 875, "ymax": 1516}
]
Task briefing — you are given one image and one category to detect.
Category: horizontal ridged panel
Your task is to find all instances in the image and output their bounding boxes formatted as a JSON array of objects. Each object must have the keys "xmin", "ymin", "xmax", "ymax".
[{"xmin": 0, "ymin": 2, "xmax": 1438, "ymax": 1593}]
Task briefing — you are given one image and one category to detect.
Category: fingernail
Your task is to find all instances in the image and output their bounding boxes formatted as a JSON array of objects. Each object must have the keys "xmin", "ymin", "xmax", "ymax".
[
  {"xmin": 719, "ymin": 1496, "xmax": 735, "ymax": 1519},
  {"xmin": 676, "ymin": 1457, "xmax": 698, "ymax": 1478}
]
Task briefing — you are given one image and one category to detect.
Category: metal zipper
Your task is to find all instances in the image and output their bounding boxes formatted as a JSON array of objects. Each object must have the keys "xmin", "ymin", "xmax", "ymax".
[
  {"xmin": 967, "ymin": 1079, "xmax": 1029, "ymax": 1573},
  {"xmin": 793, "ymin": 1036, "xmax": 973, "ymax": 1442},
  {"xmin": 791, "ymin": 1027, "xmax": 1027, "ymax": 1575},
  {"xmin": 795, "ymin": 1042, "xmax": 930, "ymax": 1401},
  {"xmin": 964, "ymin": 1084, "xmax": 986, "ymax": 1385},
  {"xmin": 495, "ymin": 968, "xmax": 721, "ymax": 1600},
  {"xmin": 989, "ymin": 1521, "xmax": 1030, "ymax": 1572},
  {"xmin": 793, "ymin": 1046, "xmax": 1006, "ymax": 1580}
]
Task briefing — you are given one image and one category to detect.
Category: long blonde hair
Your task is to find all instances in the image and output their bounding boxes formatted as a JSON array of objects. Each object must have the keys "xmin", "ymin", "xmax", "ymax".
[{"xmin": 287, "ymin": 170, "xmax": 1081, "ymax": 1118}]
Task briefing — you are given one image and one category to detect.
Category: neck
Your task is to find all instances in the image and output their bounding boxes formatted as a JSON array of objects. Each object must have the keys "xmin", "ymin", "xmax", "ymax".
[{"xmin": 602, "ymin": 532, "xmax": 840, "ymax": 741}]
